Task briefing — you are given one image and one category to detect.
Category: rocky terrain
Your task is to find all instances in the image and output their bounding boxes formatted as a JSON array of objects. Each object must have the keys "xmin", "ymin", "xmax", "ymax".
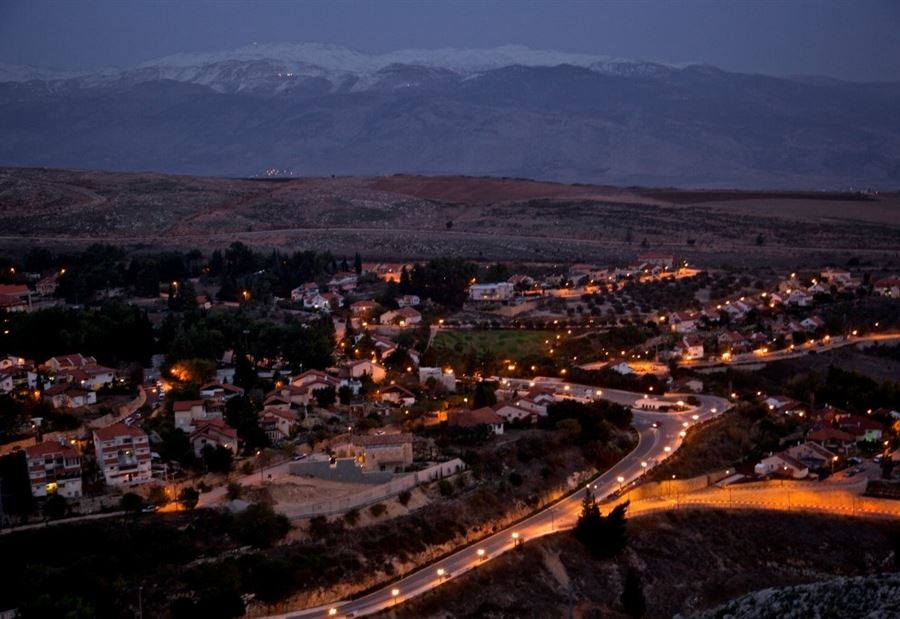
[
  {"xmin": 694, "ymin": 573, "xmax": 900, "ymax": 619},
  {"xmin": 1, "ymin": 167, "xmax": 899, "ymax": 266},
  {"xmin": 383, "ymin": 510, "xmax": 900, "ymax": 619}
]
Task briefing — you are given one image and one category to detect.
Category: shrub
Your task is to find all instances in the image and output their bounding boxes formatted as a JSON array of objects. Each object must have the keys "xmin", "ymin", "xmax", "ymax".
[
  {"xmin": 398, "ymin": 490, "xmax": 412, "ymax": 506},
  {"xmin": 344, "ymin": 508, "xmax": 360, "ymax": 526},
  {"xmin": 369, "ymin": 503, "xmax": 387, "ymax": 518}
]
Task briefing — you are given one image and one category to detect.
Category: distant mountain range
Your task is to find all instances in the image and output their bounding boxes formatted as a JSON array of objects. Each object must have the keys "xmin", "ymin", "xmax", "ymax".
[{"xmin": 1, "ymin": 42, "xmax": 899, "ymax": 188}]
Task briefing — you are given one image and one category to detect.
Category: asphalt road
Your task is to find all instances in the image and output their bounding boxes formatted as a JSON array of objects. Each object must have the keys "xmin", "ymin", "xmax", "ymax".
[{"xmin": 268, "ymin": 383, "xmax": 729, "ymax": 619}]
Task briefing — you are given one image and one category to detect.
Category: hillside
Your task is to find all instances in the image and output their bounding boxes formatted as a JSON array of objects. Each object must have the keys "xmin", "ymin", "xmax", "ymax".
[
  {"xmin": 1, "ymin": 43, "xmax": 900, "ymax": 189},
  {"xmin": 1, "ymin": 167, "xmax": 899, "ymax": 265},
  {"xmin": 381, "ymin": 510, "xmax": 900, "ymax": 619}
]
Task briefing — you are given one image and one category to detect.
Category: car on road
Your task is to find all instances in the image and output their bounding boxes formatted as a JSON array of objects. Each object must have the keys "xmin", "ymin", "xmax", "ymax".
[{"xmin": 292, "ymin": 453, "xmax": 307, "ymax": 461}]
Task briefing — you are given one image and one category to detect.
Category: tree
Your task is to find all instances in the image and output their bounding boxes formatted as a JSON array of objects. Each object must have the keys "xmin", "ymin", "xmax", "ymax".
[
  {"xmin": 232, "ymin": 503, "xmax": 291, "ymax": 547},
  {"xmin": 42, "ymin": 494, "xmax": 68, "ymax": 519},
  {"xmin": 398, "ymin": 489, "xmax": 412, "ymax": 506},
  {"xmin": 353, "ymin": 252, "xmax": 363, "ymax": 274},
  {"xmin": 338, "ymin": 385, "xmax": 354, "ymax": 405},
  {"xmin": 202, "ymin": 445, "xmax": 234, "ymax": 473},
  {"xmin": 473, "ymin": 381, "xmax": 497, "ymax": 408},
  {"xmin": 148, "ymin": 486, "xmax": 170, "ymax": 507},
  {"xmin": 226, "ymin": 481, "xmax": 243, "ymax": 501},
  {"xmin": 313, "ymin": 385, "xmax": 337, "ymax": 409},
  {"xmin": 178, "ymin": 487, "xmax": 199, "ymax": 510},
  {"xmin": 120, "ymin": 492, "xmax": 144, "ymax": 513},
  {"xmin": 573, "ymin": 489, "xmax": 630, "ymax": 559},
  {"xmin": 344, "ymin": 508, "xmax": 360, "ymax": 526},
  {"xmin": 621, "ymin": 568, "xmax": 647, "ymax": 617},
  {"xmin": 755, "ymin": 233, "xmax": 764, "ymax": 246}
]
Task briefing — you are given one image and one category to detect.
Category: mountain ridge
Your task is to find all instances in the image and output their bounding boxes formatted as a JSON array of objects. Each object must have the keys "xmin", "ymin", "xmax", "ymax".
[{"xmin": 1, "ymin": 42, "xmax": 899, "ymax": 188}]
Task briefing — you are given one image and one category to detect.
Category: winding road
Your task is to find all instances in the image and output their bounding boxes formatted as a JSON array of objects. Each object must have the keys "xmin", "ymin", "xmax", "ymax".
[{"xmin": 266, "ymin": 384, "xmax": 730, "ymax": 619}]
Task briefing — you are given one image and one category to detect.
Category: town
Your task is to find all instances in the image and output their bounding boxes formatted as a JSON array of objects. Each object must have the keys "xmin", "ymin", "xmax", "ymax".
[{"xmin": 0, "ymin": 242, "xmax": 898, "ymax": 618}]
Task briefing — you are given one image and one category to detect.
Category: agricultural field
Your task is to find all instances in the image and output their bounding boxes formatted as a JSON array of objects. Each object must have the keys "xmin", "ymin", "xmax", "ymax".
[{"xmin": 431, "ymin": 329, "xmax": 554, "ymax": 362}]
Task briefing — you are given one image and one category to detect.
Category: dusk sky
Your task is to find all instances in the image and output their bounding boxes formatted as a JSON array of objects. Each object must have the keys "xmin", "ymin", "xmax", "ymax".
[{"xmin": 2, "ymin": 0, "xmax": 900, "ymax": 81}]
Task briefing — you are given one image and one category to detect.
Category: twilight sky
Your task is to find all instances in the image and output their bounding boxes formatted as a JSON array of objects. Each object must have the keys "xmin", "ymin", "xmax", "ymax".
[{"xmin": 1, "ymin": 0, "xmax": 899, "ymax": 81}]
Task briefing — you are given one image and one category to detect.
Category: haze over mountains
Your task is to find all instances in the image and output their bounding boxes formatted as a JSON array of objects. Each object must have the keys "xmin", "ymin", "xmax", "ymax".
[{"xmin": 1, "ymin": 42, "xmax": 899, "ymax": 188}]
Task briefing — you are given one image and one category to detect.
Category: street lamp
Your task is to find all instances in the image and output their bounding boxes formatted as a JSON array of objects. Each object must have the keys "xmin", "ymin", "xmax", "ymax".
[
  {"xmin": 391, "ymin": 588, "xmax": 400, "ymax": 605},
  {"xmin": 477, "ymin": 548, "xmax": 486, "ymax": 561},
  {"xmin": 328, "ymin": 609, "xmax": 338, "ymax": 617},
  {"xmin": 616, "ymin": 475, "xmax": 625, "ymax": 491}
]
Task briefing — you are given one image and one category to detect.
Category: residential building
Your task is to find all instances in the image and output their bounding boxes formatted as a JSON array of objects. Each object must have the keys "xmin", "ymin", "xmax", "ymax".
[
  {"xmin": 448, "ymin": 407, "xmax": 504, "ymax": 435},
  {"xmin": 806, "ymin": 425, "xmax": 856, "ymax": 452},
  {"xmin": 397, "ymin": 294, "xmax": 421, "ymax": 308},
  {"xmin": 25, "ymin": 440, "xmax": 83, "ymax": 498},
  {"xmin": 259, "ymin": 407, "xmax": 297, "ymax": 442},
  {"xmin": 468, "ymin": 282, "xmax": 514, "ymax": 302},
  {"xmin": 754, "ymin": 453, "xmax": 809, "ymax": 479},
  {"xmin": 190, "ymin": 418, "xmax": 239, "ymax": 456},
  {"xmin": 43, "ymin": 383, "xmax": 96, "ymax": 408},
  {"xmin": 492, "ymin": 402, "xmax": 539, "ymax": 424},
  {"xmin": 173, "ymin": 400, "xmax": 221, "ymax": 433},
  {"xmin": 837, "ymin": 416, "xmax": 885, "ymax": 443},
  {"xmin": 419, "ymin": 367, "xmax": 456, "ymax": 392},
  {"xmin": 379, "ymin": 306, "xmax": 422, "ymax": 326},
  {"xmin": 93, "ymin": 423, "xmax": 152, "ymax": 486},
  {"xmin": 669, "ymin": 311, "xmax": 698, "ymax": 333},
  {"xmin": 198, "ymin": 381, "xmax": 244, "ymax": 402},
  {"xmin": 379, "ymin": 384, "xmax": 416, "ymax": 406},
  {"xmin": 43, "ymin": 353, "xmax": 97, "ymax": 373},
  {"xmin": 873, "ymin": 276, "xmax": 900, "ymax": 298},
  {"xmin": 0, "ymin": 284, "xmax": 31, "ymax": 312},
  {"xmin": 347, "ymin": 359, "xmax": 386, "ymax": 383},
  {"xmin": 327, "ymin": 272, "xmax": 358, "ymax": 291},
  {"xmin": 350, "ymin": 299, "xmax": 378, "ymax": 316},
  {"xmin": 350, "ymin": 432, "xmax": 414, "ymax": 472},
  {"xmin": 676, "ymin": 335, "xmax": 704, "ymax": 360},
  {"xmin": 785, "ymin": 442, "xmax": 836, "ymax": 471},
  {"xmin": 637, "ymin": 253, "xmax": 675, "ymax": 269},
  {"xmin": 35, "ymin": 274, "xmax": 59, "ymax": 297}
]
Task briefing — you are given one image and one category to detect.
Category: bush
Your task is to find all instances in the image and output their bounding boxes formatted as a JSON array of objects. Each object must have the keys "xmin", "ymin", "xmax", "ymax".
[
  {"xmin": 148, "ymin": 486, "xmax": 170, "ymax": 507},
  {"xmin": 369, "ymin": 503, "xmax": 387, "ymax": 518},
  {"xmin": 344, "ymin": 508, "xmax": 360, "ymax": 526},
  {"xmin": 398, "ymin": 490, "xmax": 412, "ymax": 506},
  {"xmin": 178, "ymin": 487, "xmax": 199, "ymax": 510},
  {"xmin": 42, "ymin": 494, "xmax": 68, "ymax": 520},
  {"xmin": 438, "ymin": 479, "xmax": 454, "ymax": 496},
  {"xmin": 225, "ymin": 482, "xmax": 243, "ymax": 501},
  {"xmin": 232, "ymin": 503, "xmax": 291, "ymax": 548},
  {"xmin": 120, "ymin": 492, "xmax": 144, "ymax": 513}
]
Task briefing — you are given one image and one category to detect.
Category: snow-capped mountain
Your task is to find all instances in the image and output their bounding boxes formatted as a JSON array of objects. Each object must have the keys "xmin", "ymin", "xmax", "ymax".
[
  {"xmin": 0, "ymin": 42, "xmax": 673, "ymax": 93},
  {"xmin": 1, "ymin": 42, "xmax": 898, "ymax": 189}
]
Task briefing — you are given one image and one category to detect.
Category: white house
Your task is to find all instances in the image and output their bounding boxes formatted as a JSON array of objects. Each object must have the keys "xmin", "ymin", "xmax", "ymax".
[
  {"xmin": 397, "ymin": 294, "xmax": 421, "ymax": 308},
  {"xmin": 93, "ymin": 423, "xmax": 153, "ymax": 486},
  {"xmin": 754, "ymin": 453, "xmax": 809, "ymax": 479},
  {"xmin": 669, "ymin": 312, "xmax": 698, "ymax": 333},
  {"xmin": 469, "ymin": 282, "xmax": 514, "ymax": 302},
  {"xmin": 379, "ymin": 384, "xmax": 416, "ymax": 406},
  {"xmin": 347, "ymin": 359, "xmax": 386, "ymax": 383},
  {"xmin": 419, "ymin": 367, "xmax": 456, "ymax": 392},
  {"xmin": 173, "ymin": 400, "xmax": 222, "ymax": 433},
  {"xmin": 676, "ymin": 335, "xmax": 704, "ymax": 360},
  {"xmin": 25, "ymin": 441, "xmax": 83, "ymax": 498},
  {"xmin": 492, "ymin": 402, "xmax": 539, "ymax": 424},
  {"xmin": 448, "ymin": 407, "xmax": 504, "ymax": 435},
  {"xmin": 379, "ymin": 306, "xmax": 422, "ymax": 326}
]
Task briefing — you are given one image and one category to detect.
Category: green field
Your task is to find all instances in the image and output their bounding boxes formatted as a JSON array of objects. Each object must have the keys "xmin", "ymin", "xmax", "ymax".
[{"xmin": 432, "ymin": 329, "xmax": 554, "ymax": 361}]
